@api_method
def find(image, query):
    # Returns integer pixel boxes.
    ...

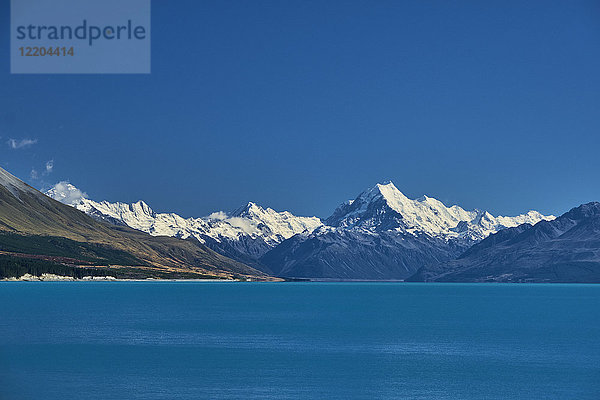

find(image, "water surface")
[0,282,598,399]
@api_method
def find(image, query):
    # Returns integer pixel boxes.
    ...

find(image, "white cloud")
[7,138,38,149]
[30,168,39,180]
[207,211,228,220]
[45,159,54,174]
[46,181,87,206]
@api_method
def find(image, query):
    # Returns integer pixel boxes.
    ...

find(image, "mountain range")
[46,180,556,280]
[3,164,596,283]
[408,202,600,283]
[46,182,322,272]
[0,167,268,280]
[261,182,553,279]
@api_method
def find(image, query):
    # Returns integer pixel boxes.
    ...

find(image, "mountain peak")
[373,181,400,192]
[326,181,413,229]
[131,200,154,216]
[45,181,87,206]
[231,201,265,217]
[563,202,600,220]
[376,181,396,189]
[360,181,409,204]
[326,181,554,239]
[410,201,600,283]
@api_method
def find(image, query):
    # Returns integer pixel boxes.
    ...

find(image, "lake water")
[0,282,598,399]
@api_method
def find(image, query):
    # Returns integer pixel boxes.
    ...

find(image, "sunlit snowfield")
[1,282,599,399]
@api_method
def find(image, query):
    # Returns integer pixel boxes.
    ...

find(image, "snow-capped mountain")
[261,182,554,279]
[408,202,600,283]
[45,182,323,262]
[326,182,552,244]
[46,180,554,279]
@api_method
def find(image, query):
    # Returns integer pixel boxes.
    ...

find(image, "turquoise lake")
[0,282,599,399]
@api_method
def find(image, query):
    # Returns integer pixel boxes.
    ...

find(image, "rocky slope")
[407,202,600,283]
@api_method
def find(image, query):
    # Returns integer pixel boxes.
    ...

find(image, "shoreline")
[2,274,599,284]
[0,273,239,282]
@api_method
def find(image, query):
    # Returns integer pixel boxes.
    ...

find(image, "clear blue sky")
[1,0,599,218]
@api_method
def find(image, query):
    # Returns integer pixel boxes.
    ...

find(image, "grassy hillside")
[0,232,146,265]
[0,254,225,280]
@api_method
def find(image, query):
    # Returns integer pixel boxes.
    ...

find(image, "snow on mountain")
[408,202,600,283]
[326,182,554,242]
[261,182,555,279]
[45,182,323,259]
[46,180,555,279]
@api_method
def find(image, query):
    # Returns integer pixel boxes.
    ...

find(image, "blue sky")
[1,0,599,218]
